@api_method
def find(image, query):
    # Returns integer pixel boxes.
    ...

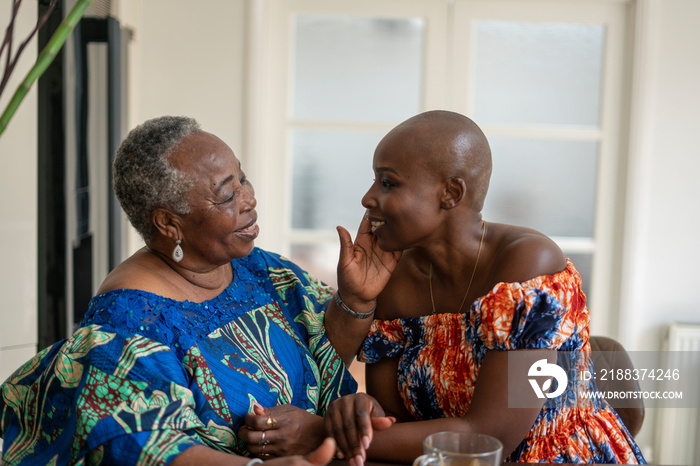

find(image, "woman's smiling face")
[361,127,445,252]
[169,130,259,266]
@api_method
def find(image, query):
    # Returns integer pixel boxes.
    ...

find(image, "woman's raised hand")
[327,214,401,366]
[336,214,401,305]
[324,393,396,464]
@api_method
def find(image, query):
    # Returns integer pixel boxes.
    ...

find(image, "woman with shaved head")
[325,111,645,464]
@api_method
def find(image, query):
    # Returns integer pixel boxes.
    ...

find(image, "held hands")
[238,402,326,457]
[324,393,396,465]
[336,214,401,307]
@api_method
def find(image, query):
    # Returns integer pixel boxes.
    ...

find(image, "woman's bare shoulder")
[97,248,174,296]
[489,223,566,284]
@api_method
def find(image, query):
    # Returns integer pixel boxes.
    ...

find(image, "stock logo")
[528,359,568,399]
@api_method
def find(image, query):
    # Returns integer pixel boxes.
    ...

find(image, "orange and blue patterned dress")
[0,248,355,465]
[359,259,645,463]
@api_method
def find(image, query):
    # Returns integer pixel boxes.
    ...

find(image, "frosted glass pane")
[291,130,383,230]
[293,15,424,121]
[482,138,598,237]
[473,21,605,126]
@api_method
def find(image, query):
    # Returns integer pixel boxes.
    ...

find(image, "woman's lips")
[365,211,386,234]
[369,220,385,233]
[235,222,259,239]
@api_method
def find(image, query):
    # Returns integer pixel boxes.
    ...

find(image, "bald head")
[381,110,492,211]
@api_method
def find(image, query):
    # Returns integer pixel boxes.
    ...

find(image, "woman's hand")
[336,214,401,305]
[265,437,337,466]
[324,393,396,464]
[328,214,402,365]
[170,438,336,466]
[238,403,326,457]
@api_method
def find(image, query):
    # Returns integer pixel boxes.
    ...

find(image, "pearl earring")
[172,240,183,262]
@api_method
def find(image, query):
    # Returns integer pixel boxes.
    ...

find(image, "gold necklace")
[429,221,486,315]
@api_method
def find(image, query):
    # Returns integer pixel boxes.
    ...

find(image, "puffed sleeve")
[358,319,409,363]
[471,259,590,352]
[0,325,206,465]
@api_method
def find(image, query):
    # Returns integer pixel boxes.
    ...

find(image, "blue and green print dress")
[0,248,355,465]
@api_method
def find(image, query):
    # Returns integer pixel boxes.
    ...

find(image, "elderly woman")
[324,110,646,465]
[0,116,398,465]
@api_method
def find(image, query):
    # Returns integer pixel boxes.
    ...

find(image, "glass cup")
[412,432,503,466]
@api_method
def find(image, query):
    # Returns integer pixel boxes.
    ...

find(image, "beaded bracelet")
[334,291,376,319]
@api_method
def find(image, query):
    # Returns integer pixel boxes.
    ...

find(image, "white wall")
[134,0,247,158]
[615,0,700,460]
[0,2,39,382]
[621,0,700,351]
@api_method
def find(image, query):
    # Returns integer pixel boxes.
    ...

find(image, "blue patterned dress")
[0,248,355,465]
[360,259,646,463]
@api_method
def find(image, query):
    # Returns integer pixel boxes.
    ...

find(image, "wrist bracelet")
[335,291,376,319]
[246,459,263,466]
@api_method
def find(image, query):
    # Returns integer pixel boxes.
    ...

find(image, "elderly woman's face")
[170,130,258,265]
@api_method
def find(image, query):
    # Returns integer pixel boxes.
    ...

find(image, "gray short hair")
[113,116,201,242]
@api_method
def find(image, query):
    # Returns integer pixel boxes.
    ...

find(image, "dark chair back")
[588,335,645,437]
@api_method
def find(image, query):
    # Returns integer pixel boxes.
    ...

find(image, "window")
[252,0,631,333]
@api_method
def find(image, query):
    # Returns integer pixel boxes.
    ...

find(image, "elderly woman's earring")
[172,240,184,262]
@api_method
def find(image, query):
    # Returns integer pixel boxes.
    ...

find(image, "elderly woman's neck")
[145,245,234,298]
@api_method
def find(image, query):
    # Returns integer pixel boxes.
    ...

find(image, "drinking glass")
[412,432,503,466]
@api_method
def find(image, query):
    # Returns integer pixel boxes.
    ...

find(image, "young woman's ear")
[440,177,467,209]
